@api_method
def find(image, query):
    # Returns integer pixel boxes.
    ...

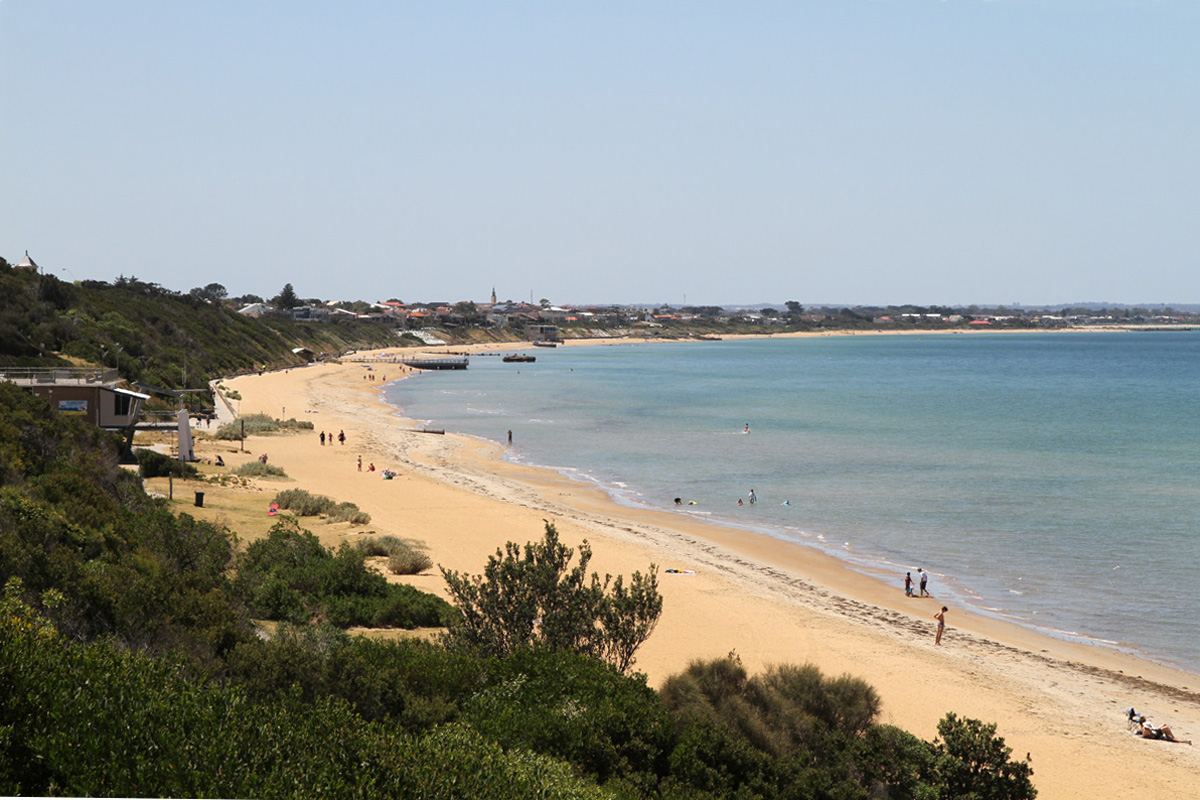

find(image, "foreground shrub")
[233,520,451,628]
[135,447,200,479]
[232,461,287,478]
[0,582,606,799]
[931,712,1036,800]
[442,522,662,673]
[461,648,673,788]
[660,655,880,758]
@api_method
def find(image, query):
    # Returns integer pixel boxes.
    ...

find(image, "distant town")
[224,280,1200,337]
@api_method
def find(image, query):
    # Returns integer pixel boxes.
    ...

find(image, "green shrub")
[358,535,432,573]
[135,447,200,479]
[388,548,433,575]
[273,489,369,524]
[274,487,334,515]
[214,413,313,440]
[442,522,662,673]
[461,648,673,787]
[930,712,1036,800]
[0,583,606,799]
[233,521,452,629]
[660,655,880,758]
[232,461,287,478]
[358,535,404,557]
[327,501,371,525]
[214,413,278,439]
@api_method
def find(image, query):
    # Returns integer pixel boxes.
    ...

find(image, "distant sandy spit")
[216,343,1200,799]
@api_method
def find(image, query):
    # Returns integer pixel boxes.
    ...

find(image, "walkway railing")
[0,366,118,385]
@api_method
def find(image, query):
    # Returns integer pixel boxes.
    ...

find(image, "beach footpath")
[197,349,1200,799]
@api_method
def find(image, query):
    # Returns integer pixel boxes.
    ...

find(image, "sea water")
[384,332,1200,672]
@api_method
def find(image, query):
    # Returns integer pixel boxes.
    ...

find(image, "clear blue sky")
[3,1,1198,307]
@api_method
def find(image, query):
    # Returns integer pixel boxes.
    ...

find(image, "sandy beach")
[197,341,1200,798]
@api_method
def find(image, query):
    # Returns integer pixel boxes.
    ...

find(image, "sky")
[2,1,1198,307]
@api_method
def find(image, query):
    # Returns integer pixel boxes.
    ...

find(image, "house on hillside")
[238,302,273,317]
[15,251,39,271]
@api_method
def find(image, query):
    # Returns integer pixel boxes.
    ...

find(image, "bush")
[442,522,662,673]
[233,521,452,629]
[274,489,370,524]
[232,461,287,478]
[214,413,278,440]
[213,413,312,441]
[135,447,200,479]
[660,655,881,758]
[274,488,335,515]
[388,549,433,575]
[358,535,404,557]
[931,712,1036,800]
[461,648,674,787]
[327,501,371,525]
[0,583,606,799]
[358,535,433,574]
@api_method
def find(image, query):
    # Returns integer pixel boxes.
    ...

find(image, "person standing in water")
[748,489,757,504]
[744,423,750,434]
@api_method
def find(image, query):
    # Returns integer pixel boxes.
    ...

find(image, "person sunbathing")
[1137,719,1192,744]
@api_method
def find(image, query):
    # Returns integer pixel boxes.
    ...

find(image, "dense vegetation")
[233,521,448,627]
[0,267,400,395]
[0,381,1036,797]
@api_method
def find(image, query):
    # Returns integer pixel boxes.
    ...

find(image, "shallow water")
[385,332,1200,672]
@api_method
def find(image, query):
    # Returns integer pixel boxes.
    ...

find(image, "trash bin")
[194,491,205,508]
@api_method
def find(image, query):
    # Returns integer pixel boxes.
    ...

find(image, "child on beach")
[905,573,913,596]
[934,606,947,645]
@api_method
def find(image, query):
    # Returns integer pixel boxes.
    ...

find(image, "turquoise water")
[385,333,1200,672]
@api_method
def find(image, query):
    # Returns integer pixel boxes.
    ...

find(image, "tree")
[441,522,661,672]
[189,283,228,303]
[274,283,300,310]
[930,712,1036,800]
[785,300,804,316]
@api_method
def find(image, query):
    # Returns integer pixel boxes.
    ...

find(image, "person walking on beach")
[357,455,362,472]
[338,430,346,446]
[918,568,929,597]
[934,606,947,645]
[320,431,326,446]
[905,572,914,597]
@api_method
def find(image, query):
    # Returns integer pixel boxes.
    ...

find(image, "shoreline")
[214,339,1200,798]
[390,331,1200,676]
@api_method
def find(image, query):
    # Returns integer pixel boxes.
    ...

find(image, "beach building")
[2,366,149,430]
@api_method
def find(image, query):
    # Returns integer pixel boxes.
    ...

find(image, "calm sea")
[384,332,1200,672]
